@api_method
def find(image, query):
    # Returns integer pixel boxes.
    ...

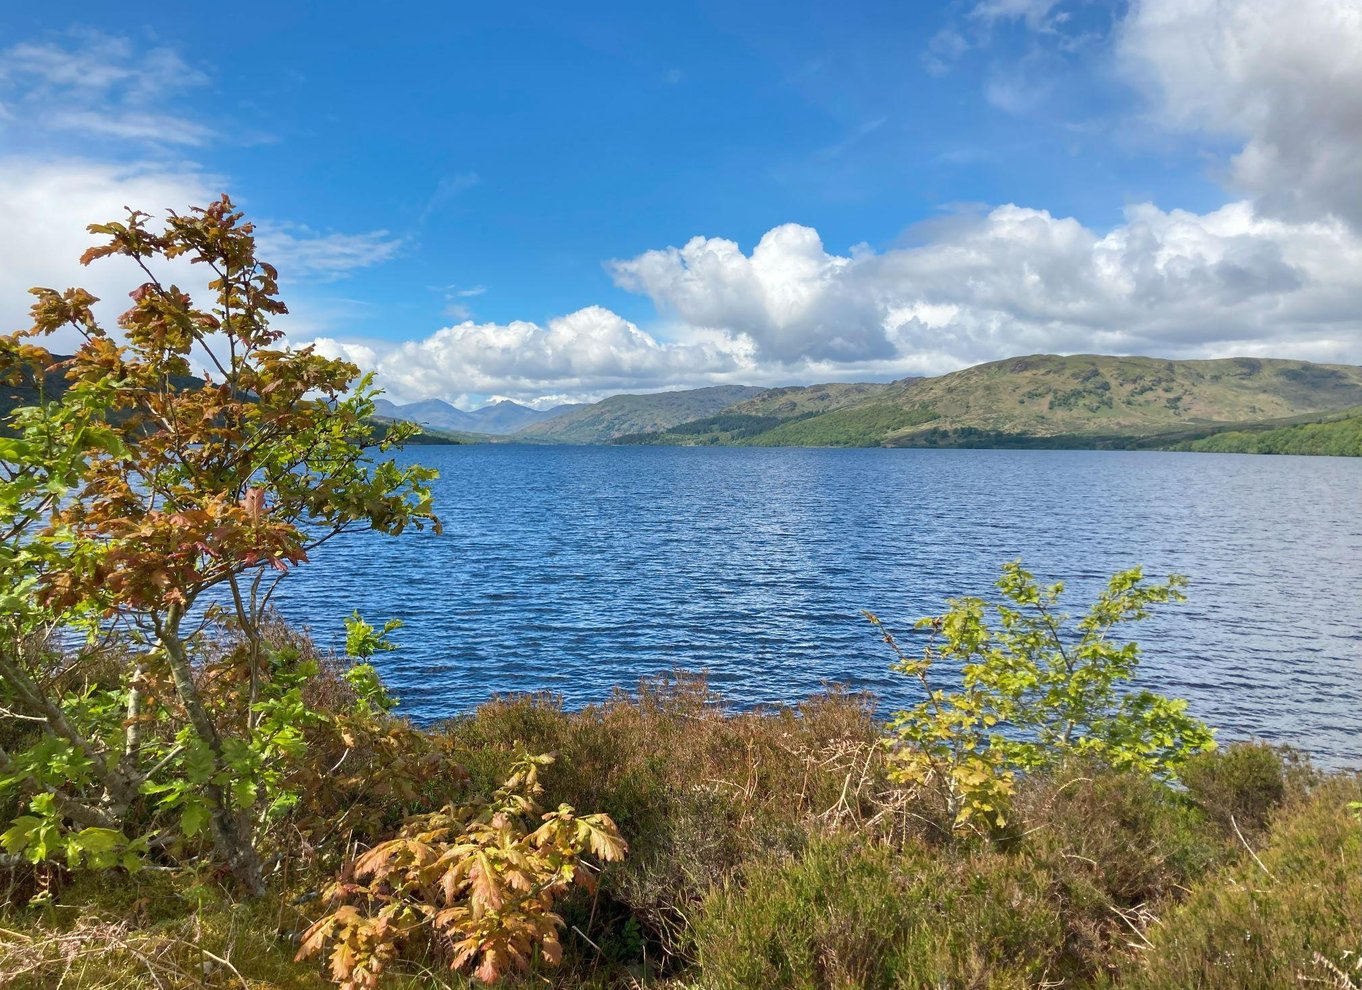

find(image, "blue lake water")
[268,446,1362,769]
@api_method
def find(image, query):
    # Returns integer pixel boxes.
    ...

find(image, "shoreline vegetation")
[4,662,1360,990]
[2,200,1358,989]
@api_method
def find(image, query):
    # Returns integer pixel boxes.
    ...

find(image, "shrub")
[871,561,1216,831]
[0,198,437,894]
[1106,775,1362,990]
[688,835,1066,990]
[1180,742,1286,834]
[1018,766,1223,903]
[441,676,888,963]
[296,750,626,989]
[1012,765,1227,967]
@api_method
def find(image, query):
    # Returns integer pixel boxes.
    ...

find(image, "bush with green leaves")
[870,561,1216,828]
[1103,774,1362,990]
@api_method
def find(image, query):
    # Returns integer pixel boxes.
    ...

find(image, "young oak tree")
[0,197,438,893]
[868,561,1216,830]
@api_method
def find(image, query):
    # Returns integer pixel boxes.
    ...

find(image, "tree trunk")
[157,610,265,896]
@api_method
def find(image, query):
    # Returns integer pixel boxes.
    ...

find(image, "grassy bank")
[3,675,1358,989]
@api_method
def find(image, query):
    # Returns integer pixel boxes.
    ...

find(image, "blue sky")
[1,1,1359,406]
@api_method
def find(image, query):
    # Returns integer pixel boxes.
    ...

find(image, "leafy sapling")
[343,611,402,715]
[872,560,1216,829]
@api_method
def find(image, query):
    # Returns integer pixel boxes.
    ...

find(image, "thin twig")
[1231,814,1276,880]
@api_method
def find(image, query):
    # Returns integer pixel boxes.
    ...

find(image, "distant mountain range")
[511,385,766,444]
[8,353,1360,454]
[371,396,585,435]
[536,354,1362,452]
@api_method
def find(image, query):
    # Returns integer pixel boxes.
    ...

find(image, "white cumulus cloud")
[310,198,1362,405]
[8,7,1362,406]
[609,224,892,365]
[304,306,745,405]
[256,225,405,282]
[601,204,1362,378]
[1120,0,1362,230]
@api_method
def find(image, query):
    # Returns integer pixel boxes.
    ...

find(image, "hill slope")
[1175,407,1362,456]
[723,380,907,418]
[514,385,767,443]
[879,355,1362,442]
[616,355,1362,449]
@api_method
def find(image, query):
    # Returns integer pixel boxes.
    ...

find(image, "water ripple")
[267,447,1362,769]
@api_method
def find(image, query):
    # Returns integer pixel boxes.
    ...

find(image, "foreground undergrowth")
[3,673,1359,989]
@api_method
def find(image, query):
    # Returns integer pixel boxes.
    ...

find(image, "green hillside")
[615,355,1362,450]
[513,384,766,443]
[1175,407,1362,456]
[20,353,1359,453]
[723,379,906,417]
[746,403,939,446]
[877,355,1362,440]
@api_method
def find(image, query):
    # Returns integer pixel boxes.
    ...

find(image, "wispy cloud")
[418,171,482,224]
[255,225,405,281]
[0,29,412,336]
[425,283,489,323]
[922,28,970,75]
[923,1,1111,101]
[815,117,889,160]
[0,30,213,147]
[969,0,1065,31]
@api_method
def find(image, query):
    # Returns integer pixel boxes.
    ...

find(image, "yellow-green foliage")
[875,561,1215,831]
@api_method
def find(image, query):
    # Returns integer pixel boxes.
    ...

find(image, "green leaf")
[181,799,210,838]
